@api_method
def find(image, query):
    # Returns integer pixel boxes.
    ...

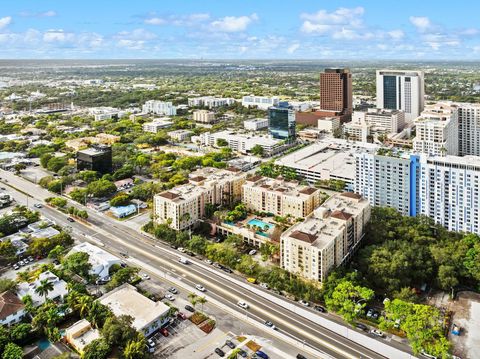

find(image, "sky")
[1,0,480,60]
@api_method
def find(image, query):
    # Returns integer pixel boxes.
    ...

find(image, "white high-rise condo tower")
[376,70,424,123]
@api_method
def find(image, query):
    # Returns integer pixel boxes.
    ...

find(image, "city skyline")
[1,0,480,59]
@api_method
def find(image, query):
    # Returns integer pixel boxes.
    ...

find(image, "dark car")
[186,251,196,257]
[67,217,75,222]
[313,305,326,313]
[355,323,368,331]
[185,305,195,312]
[222,267,233,274]
[296,355,308,359]
[177,312,187,320]
[255,351,269,359]
[159,328,169,337]
[225,340,235,349]
[238,349,247,358]
[52,259,60,265]
[214,348,225,357]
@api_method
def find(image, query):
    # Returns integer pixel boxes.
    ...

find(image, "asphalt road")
[0,169,405,359]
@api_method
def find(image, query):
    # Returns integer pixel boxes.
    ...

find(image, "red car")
[160,328,169,337]
[177,312,187,320]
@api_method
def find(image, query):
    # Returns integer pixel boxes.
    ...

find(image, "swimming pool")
[247,218,274,231]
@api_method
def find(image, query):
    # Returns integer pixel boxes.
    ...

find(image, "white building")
[88,107,127,121]
[142,119,174,133]
[275,139,379,186]
[318,117,341,134]
[0,291,26,326]
[193,110,216,124]
[99,284,171,337]
[281,193,370,282]
[458,102,480,156]
[243,118,269,131]
[343,121,371,142]
[192,130,282,156]
[413,102,459,156]
[68,242,122,280]
[17,271,68,307]
[418,154,480,235]
[242,95,280,110]
[188,96,235,108]
[142,101,177,116]
[287,101,317,112]
[168,130,193,142]
[355,150,414,216]
[352,108,405,134]
[376,70,425,122]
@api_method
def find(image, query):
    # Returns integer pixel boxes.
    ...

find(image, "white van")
[179,257,189,264]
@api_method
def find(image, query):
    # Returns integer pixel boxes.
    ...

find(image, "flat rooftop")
[244,176,319,198]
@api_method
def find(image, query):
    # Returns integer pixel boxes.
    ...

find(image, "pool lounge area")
[218,216,277,247]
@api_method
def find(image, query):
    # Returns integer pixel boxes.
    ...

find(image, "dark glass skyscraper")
[268,104,296,140]
[383,75,397,109]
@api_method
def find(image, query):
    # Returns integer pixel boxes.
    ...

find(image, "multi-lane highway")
[0,169,415,359]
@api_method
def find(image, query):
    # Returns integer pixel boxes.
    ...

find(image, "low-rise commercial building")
[281,193,370,282]
[154,167,247,230]
[243,118,269,131]
[168,129,193,142]
[193,110,216,124]
[318,117,341,133]
[188,96,235,108]
[352,108,405,134]
[343,121,371,142]
[242,95,279,110]
[99,283,170,337]
[242,176,322,218]
[77,145,112,174]
[142,119,174,133]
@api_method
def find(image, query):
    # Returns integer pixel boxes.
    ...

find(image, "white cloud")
[116,28,157,41]
[287,43,300,54]
[144,17,165,25]
[0,16,12,30]
[210,13,258,32]
[409,16,431,31]
[300,7,364,34]
[388,30,404,40]
[43,29,74,43]
[40,11,57,17]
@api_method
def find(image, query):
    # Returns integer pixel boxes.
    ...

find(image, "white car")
[260,283,269,289]
[179,257,189,264]
[204,259,213,265]
[195,284,206,292]
[298,300,310,307]
[237,301,249,309]
[142,274,150,280]
[147,339,155,348]
[370,329,385,338]
[248,249,257,255]
[178,247,186,253]
[164,293,175,301]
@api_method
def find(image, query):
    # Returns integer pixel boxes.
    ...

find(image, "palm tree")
[16,271,31,283]
[76,295,93,318]
[197,296,207,312]
[35,279,54,302]
[87,301,109,328]
[188,293,198,309]
[123,336,146,359]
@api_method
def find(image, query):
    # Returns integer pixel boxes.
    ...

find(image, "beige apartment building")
[154,167,247,230]
[193,110,216,124]
[280,192,370,282]
[242,176,322,218]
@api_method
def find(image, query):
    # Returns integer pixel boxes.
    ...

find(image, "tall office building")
[76,145,112,174]
[268,103,296,140]
[319,69,352,115]
[376,70,424,122]
[458,103,480,156]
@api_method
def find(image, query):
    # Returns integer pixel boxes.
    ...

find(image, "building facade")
[0,291,26,326]
[413,102,459,156]
[242,95,279,110]
[168,130,193,142]
[244,118,269,131]
[142,101,177,116]
[77,145,112,174]
[280,193,370,282]
[242,176,322,218]
[320,68,353,116]
[193,110,216,124]
[352,109,405,134]
[268,104,296,140]
[154,168,247,230]
[188,96,235,108]
[376,70,424,122]
[458,103,480,156]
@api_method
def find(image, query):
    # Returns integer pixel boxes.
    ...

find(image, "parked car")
[298,300,310,307]
[177,312,187,320]
[195,284,206,292]
[248,249,257,255]
[370,329,385,338]
[177,247,186,253]
[366,309,374,318]
[238,349,247,358]
[237,301,249,309]
[214,348,225,357]
[255,350,269,359]
[164,293,175,301]
[222,267,232,273]
[160,328,169,337]
[67,217,75,222]
[213,262,223,269]
[147,339,155,348]
[264,321,276,330]
[168,287,178,294]
[296,355,308,359]
[12,264,19,270]
[185,305,195,312]
[313,305,326,313]
[355,323,368,331]
[225,340,235,349]
[27,256,34,262]
[205,259,213,265]
[372,311,380,320]
[260,282,269,289]
[18,260,25,266]
[52,259,60,265]
[142,274,150,280]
